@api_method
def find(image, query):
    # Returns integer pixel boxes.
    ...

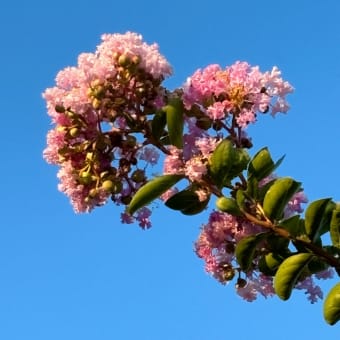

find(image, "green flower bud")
[216,196,242,216]
[131,169,146,183]
[69,127,79,138]
[118,54,130,67]
[55,104,65,113]
[102,180,114,192]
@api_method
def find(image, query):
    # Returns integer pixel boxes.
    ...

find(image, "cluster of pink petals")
[195,211,263,284]
[284,191,308,218]
[43,32,172,215]
[98,32,172,79]
[163,134,220,182]
[183,61,293,128]
[194,188,326,303]
[237,274,275,302]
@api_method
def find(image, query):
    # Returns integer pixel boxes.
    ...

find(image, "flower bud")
[131,55,141,65]
[121,195,132,205]
[92,98,101,109]
[69,127,79,138]
[125,135,137,147]
[131,169,146,183]
[102,180,114,192]
[196,117,212,130]
[236,278,247,289]
[89,188,98,198]
[118,54,130,67]
[55,104,65,113]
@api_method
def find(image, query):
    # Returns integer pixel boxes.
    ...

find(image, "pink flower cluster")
[183,62,293,128]
[194,189,319,303]
[43,32,171,221]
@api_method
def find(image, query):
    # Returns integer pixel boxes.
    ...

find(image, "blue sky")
[1,0,340,339]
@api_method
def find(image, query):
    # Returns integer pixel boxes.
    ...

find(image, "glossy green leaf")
[229,148,250,178]
[330,208,340,248]
[127,174,184,214]
[263,177,301,222]
[274,253,314,301]
[248,147,274,180]
[164,97,184,148]
[208,139,235,188]
[235,233,268,271]
[305,198,332,242]
[248,147,285,181]
[279,215,305,238]
[259,252,285,276]
[319,201,336,235]
[266,233,290,254]
[246,176,259,200]
[215,196,242,216]
[151,110,166,140]
[236,189,247,211]
[165,189,210,216]
[308,257,328,274]
[324,282,340,325]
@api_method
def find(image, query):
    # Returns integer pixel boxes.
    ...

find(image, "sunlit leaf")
[235,233,268,271]
[324,283,340,325]
[127,174,184,214]
[305,198,332,242]
[274,253,314,300]
[330,208,340,248]
[208,139,235,188]
[263,177,301,222]
[164,97,184,148]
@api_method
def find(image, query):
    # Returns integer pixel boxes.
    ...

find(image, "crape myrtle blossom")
[183,61,293,129]
[194,187,313,302]
[43,32,172,225]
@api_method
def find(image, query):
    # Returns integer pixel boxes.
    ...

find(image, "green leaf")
[324,283,340,325]
[208,139,235,188]
[248,147,285,181]
[246,176,259,200]
[229,148,250,178]
[266,233,290,254]
[127,174,184,214]
[279,215,305,238]
[330,208,340,248]
[164,97,184,148]
[151,110,166,140]
[263,177,301,222]
[235,233,268,271]
[319,201,336,235]
[236,189,247,211]
[273,253,314,301]
[165,188,210,216]
[248,147,274,180]
[259,252,285,276]
[305,198,332,242]
[215,196,242,216]
[308,257,328,275]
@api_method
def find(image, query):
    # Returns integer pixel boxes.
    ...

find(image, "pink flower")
[163,146,185,175]
[43,32,172,219]
[296,276,323,303]
[284,191,308,218]
[182,61,293,129]
[136,207,152,229]
[138,147,160,166]
[184,157,207,182]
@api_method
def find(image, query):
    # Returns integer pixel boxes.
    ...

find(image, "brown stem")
[243,211,340,276]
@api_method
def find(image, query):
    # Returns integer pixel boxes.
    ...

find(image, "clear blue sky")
[1,0,340,339]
